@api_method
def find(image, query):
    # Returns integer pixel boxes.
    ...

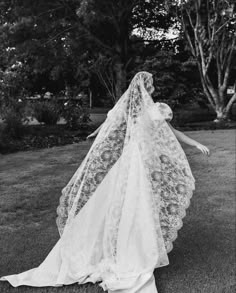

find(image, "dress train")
[0,141,169,292]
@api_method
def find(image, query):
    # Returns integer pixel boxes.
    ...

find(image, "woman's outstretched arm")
[86,122,104,140]
[167,122,210,156]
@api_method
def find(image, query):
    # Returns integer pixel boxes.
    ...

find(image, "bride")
[0,71,210,292]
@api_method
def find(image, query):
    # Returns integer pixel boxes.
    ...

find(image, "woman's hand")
[86,122,104,140]
[196,143,210,156]
[86,133,96,140]
[168,124,210,156]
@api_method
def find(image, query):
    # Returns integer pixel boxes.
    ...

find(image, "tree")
[178,0,236,121]
[0,0,177,105]
[0,0,93,96]
[132,43,204,108]
[75,0,176,102]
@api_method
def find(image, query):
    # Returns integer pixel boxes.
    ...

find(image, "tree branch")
[57,0,117,55]
[43,25,77,45]
[36,6,64,18]
[214,18,234,35]
[197,63,215,108]
[186,8,195,31]
[222,35,236,91]
[205,74,219,104]
[226,92,236,114]
[216,45,222,89]
[180,9,196,56]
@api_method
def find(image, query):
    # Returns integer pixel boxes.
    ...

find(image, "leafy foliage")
[61,96,91,130]
[132,48,205,110]
[1,110,25,139]
[1,0,231,122]
[0,88,29,139]
[0,0,179,103]
[32,100,61,125]
[0,0,90,96]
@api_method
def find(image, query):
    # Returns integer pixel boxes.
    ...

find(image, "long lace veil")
[56,71,195,253]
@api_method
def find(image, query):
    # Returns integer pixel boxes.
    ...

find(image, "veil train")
[0,72,195,292]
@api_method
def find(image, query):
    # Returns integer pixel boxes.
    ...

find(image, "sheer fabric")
[0,71,195,292]
[57,72,195,254]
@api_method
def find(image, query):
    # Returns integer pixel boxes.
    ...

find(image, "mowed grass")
[0,129,235,293]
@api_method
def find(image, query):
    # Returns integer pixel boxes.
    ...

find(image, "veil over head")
[56,71,195,254]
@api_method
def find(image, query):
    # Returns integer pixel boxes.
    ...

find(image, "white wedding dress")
[0,72,195,292]
[1,140,164,292]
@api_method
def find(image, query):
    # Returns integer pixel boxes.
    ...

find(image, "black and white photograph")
[0,1,235,293]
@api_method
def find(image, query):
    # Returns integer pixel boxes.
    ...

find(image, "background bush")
[32,100,61,125]
[0,99,29,139]
[61,99,91,130]
[2,110,26,139]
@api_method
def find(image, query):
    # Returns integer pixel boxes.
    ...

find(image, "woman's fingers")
[196,144,210,156]
[205,146,210,156]
[86,133,96,140]
[203,145,210,156]
[201,146,207,155]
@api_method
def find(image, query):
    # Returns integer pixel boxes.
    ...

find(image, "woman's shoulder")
[158,102,173,121]
[156,101,171,110]
[147,102,173,121]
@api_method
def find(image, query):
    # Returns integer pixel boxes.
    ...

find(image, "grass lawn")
[0,129,235,293]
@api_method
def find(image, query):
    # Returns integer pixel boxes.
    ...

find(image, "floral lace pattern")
[56,117,127,236]
[138,107,195,252]
[56,71,195,258]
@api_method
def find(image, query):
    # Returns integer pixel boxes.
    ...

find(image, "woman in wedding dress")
[0,71,210,292]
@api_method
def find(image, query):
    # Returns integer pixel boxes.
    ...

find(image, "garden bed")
[0,124,95,154]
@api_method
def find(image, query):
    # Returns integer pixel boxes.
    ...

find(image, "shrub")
[32,101,61,125]
[62,100,91,130]
[0,99,29,139]
[174,108,216,126]
[2,110,26,139]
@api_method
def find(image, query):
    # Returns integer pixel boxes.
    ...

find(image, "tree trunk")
[89,89,92,108]
[203,86,234,122]
[214,105,230,122]
[114,61,127,102]
[180,1,235,123]
[201,78,234,122]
